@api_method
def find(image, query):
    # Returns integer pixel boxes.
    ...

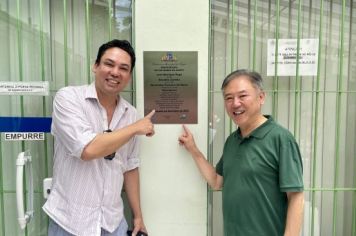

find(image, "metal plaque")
[144,51,198,124]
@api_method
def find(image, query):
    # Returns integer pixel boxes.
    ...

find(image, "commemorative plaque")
[144,51,198,124]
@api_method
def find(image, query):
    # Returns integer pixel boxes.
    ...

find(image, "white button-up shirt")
[43,83,140,235]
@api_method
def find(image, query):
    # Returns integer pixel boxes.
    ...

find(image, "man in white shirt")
[43,39,154,236]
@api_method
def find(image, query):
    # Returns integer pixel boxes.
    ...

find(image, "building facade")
[0,0,355,235]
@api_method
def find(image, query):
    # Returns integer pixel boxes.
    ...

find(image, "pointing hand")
[133,110,155,137]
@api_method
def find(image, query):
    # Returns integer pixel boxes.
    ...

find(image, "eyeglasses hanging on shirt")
[103,129,115,160]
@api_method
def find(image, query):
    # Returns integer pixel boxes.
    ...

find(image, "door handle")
[43,178,52,199]
[16,151,34,229]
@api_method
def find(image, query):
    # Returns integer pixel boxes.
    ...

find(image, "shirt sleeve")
[120,109,140,171]
[279,136,304,192]
[124,134,140,171]
[51,88,97,158]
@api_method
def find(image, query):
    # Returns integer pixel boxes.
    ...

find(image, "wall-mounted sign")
[267,39,319,76]
[0,117,52,141]
[4,132,45,141]
[0,117,52,132]
[144,51,198,124]
[0,81,49,95]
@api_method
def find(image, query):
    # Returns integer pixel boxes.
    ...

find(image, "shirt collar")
[85,82,98,100]
[84,82,128,111]
[235,115,274,139]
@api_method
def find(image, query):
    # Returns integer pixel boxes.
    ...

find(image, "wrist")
[133,215,143,221]
[191,147,202,158]
[127,123,140,136]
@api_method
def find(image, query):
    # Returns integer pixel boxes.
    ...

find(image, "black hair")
[95,39,136,72]
[221,69,263,91]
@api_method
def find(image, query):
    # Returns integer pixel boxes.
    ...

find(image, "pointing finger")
[182,124,191,135]
[145,110,156,119]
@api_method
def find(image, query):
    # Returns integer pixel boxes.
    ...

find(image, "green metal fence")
[209,0,356,235]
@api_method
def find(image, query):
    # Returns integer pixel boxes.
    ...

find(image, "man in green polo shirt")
[178,69,304,236]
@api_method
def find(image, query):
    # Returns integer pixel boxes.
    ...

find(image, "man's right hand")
[133,110,155,137]
[178,124,198,154]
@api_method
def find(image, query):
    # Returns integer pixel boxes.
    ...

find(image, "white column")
[134,1,210,235]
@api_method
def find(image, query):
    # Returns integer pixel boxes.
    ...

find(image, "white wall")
[134,1,210,235]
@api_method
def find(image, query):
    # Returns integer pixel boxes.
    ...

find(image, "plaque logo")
[161,52,177,61]
[180,114,187,120]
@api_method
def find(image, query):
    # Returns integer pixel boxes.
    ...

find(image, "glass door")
[0,0,133,235]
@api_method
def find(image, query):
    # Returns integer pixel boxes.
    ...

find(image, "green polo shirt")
[216,116,303,236]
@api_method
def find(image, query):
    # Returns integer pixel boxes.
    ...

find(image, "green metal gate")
[209,0,356,235]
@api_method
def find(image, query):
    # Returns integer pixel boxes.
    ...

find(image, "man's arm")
[124,168,147,235]
[81,110,155,161]
[284,191,304,236]
[179,125,223,190]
